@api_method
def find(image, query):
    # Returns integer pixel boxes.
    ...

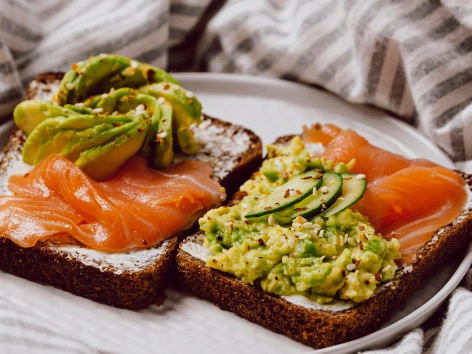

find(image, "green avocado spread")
[200,137,401,304]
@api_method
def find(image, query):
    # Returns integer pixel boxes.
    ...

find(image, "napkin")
[0,0,471,353]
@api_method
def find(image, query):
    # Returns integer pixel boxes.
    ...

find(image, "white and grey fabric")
[1,0,472,353]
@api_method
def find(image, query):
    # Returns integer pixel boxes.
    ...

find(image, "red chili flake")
[24,173,30,178]
[374,273,382,282]
[294,207,308,212]
[359,242,364,251]
[258,238,265,246]
[341,269,347,277]
[212,259,218,263]
[112,122,122,127]
[284,190,290,198]
[359,225,365,231]
[142,240,148,245]
[360,233,367,242]
[296,190,302,195]
[147,69,155,82]
[264,206,273,211]
[275,276,279,280]
[164,84,170,90]
[352,259,361,265]
[364,280,370,285]
[315,122,321,129]
[72,62,79,70]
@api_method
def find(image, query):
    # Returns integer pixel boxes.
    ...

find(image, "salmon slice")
[3,154,225,251]
[303,124,468,264]
[302,123,342,146]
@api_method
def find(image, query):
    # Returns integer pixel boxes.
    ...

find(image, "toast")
[0,72,262,309]
[176,134,472,349]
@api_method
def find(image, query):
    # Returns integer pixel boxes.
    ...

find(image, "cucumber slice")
[291,172,343,220]
[245,170,323,218]
[321,174,367,217]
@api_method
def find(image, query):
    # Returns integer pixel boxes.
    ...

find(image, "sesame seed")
[101,93,108,99]
[355,174,366,179]
[157,97,165,105]
[338,197,345,200]
[289,189,295,197]
[329,180,335,185]
[99,53,107,58]
[186,90,194,98]
[293,231,304,237]
[268,215,275,226]
[92,108,103,113]
[321,186,329,194]
[75,103,84,108]
[312,187,317,196]
[348,237,356,246]
[303,222,315,229]
[42,190,50,198]
[66,83,74,90]
[319,229,325,238]
[346,264,356,271]
[382,265,391,273]
[157,131,167,138]
[292,222,302,228]
[130,60,138,68]
[135,104,145,113]
[310,229,318,237]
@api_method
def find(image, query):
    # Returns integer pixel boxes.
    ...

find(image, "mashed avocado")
[200,137,402,304]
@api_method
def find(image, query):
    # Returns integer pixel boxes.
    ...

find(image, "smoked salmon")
[303,124,468,264]
[1,154,225,251]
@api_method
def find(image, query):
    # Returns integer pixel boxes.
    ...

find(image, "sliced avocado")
[40,120,140,163]
[57,54,180,105]
[22,113,136,164]
[14,100,68,135]
[151,101,173,168]
[75,120,149,181]
[138,83,202,155]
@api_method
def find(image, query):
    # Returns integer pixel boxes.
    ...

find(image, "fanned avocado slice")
[14,100,71,135]
[57,54,180,105]
[138,83,202,155]
[22,113,135,165]
[75,119,149,181]
[85,87,174,168]
[150,100,173,168]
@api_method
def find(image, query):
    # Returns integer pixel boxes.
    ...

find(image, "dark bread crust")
[0,236,178,309]
[176,141,472,348]
[0,72,263,309]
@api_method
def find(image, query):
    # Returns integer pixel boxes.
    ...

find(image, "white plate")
[1,73,471,354]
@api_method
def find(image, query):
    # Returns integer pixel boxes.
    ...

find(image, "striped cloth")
[0,0,472,353]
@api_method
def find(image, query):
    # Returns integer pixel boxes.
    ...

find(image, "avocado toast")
[0,58,262,309]
[177,127,472,348]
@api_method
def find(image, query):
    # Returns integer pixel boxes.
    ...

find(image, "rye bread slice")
[0,72,262,310]
[176,137,472,348]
